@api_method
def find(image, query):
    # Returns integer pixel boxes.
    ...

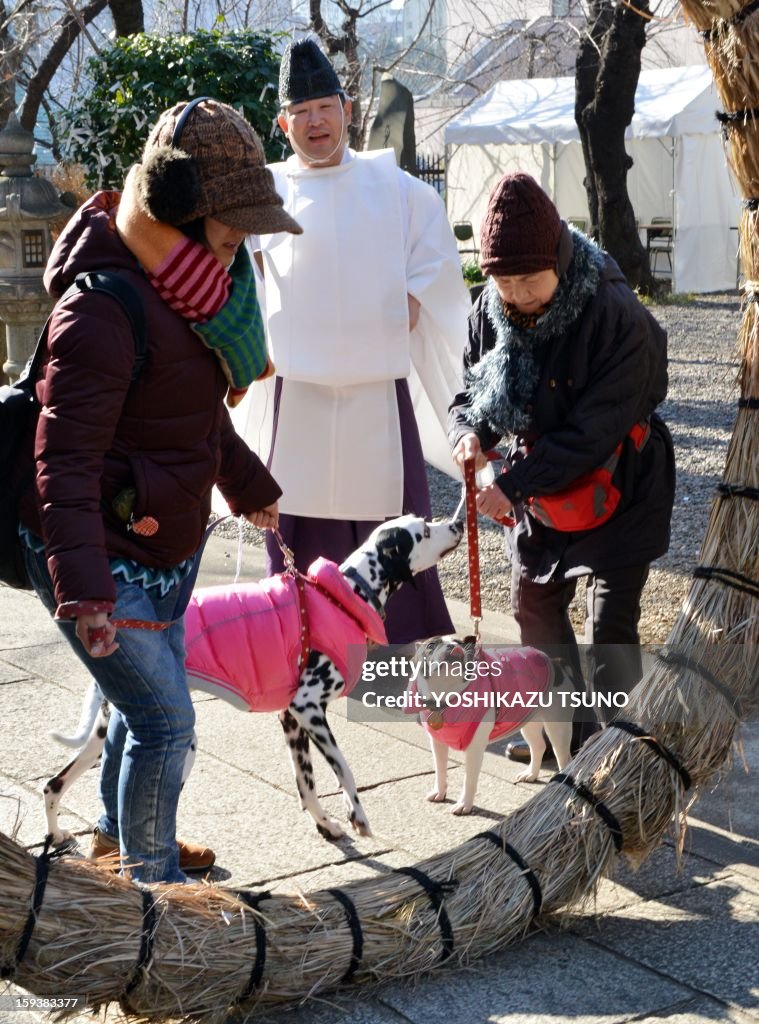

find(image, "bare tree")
[1,0,34,123]
[19,0,111,133]
[308,0,369,147]
[575,0,655,292]
[1,0,143,144]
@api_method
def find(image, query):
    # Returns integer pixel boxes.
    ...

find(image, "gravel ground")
[223,291,744,644]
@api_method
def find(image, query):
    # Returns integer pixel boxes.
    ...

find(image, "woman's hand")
[76,613,119,658]
[452,433,487,474]
[475,482,513,523]
[245,502,279,530]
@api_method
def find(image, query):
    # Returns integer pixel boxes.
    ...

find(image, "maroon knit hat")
[480,173,562,276]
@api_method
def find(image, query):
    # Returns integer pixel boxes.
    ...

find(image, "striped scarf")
[191,247,270,406]
[145,232,271,405]
[149,235,231,319]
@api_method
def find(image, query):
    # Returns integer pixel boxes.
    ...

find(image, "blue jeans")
[24,544,195,883]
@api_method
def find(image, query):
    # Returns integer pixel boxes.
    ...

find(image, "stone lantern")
[0,113,72,381]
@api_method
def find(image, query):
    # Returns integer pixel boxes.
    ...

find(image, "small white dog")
[411,636,574,814]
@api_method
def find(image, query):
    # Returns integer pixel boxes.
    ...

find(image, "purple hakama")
[265,378,454,644]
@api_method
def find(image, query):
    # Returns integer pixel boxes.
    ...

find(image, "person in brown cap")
[449,173,675,763]
[13,99,298,884]
[135,97,302,240]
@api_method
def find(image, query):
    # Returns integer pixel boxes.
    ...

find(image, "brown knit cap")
[137,99,302,235]
[480,172,561,276]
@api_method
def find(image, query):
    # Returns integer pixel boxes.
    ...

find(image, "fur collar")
[466,228,606,437]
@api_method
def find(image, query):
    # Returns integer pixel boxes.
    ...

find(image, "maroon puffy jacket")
[16,191,281,612]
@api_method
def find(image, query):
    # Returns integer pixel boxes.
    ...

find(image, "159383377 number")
[0,996,89,1011]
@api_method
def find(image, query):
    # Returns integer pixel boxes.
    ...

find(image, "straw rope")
[1,2,758,1017]
[681,0,750,32]
[703,8,759,110]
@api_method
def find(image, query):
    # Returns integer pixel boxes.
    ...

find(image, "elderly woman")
[449,173,675,761]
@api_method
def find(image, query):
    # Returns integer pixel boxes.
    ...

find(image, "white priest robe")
[237,148,470,520]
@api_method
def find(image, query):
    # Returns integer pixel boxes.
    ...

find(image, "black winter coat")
[448,234,675,582]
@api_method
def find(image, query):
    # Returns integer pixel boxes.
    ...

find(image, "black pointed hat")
[279,38,345,108]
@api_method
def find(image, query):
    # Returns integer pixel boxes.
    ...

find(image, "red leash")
[109,540,315,670]
[105,530,309,672]
[101,515,240,636]
[109,618,171,631]
[463,457,482,638]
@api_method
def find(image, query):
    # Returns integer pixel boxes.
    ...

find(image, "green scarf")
[191,246,269,396]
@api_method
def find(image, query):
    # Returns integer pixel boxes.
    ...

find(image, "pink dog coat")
[184,558,387,711]
[416,646,553,752]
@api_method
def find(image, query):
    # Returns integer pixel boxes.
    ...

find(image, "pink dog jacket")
[417,646,553,752]
[184,558,387,712]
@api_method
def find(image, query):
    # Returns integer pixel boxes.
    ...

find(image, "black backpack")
[0,271,147,589]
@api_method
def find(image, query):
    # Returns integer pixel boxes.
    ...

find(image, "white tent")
[444,66,741,293]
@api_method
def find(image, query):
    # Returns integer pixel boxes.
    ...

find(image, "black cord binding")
[475,830,542,916]
[326,888,364,982]
[611,721,692,791]
[693,565,759,602]
[123,889,158,999]
[701,0,759,37]
[234,890,272,1002]
[657,650,745,720]
[395,866,456,962]
[739,397,759,409]
[0,838,60,980]
[716,482,759,501]
[551,772,624,851]
[716,108,759,125]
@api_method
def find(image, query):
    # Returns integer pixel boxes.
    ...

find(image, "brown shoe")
[88,827,215,872]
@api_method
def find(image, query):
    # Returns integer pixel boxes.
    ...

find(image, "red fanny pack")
[490,419,650,532]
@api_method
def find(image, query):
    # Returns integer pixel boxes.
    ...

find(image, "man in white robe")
[240,38,470,643]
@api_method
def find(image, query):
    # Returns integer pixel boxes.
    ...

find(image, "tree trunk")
[0,2,20,129]
[18,0,143,137]
[575,0,656,294]
[108,0,144,35]
[19,0,110,133]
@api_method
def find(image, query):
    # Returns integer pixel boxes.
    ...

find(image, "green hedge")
[64,29,283,189]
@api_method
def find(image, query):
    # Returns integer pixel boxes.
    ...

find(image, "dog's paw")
[48,828,73,846]
[342,793,372,837]
[514,768,539,784]
[451,801,474,815]
[350,817,372,838]
[426,788,447,803]
[315,816,346,840]
[348,807,372,837]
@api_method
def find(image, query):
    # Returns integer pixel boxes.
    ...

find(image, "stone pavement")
[0,534,757,1024]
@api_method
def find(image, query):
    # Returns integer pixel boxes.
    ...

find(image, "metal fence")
[416,153,445,196]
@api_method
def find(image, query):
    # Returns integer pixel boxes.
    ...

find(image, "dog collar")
[343,566,386,620]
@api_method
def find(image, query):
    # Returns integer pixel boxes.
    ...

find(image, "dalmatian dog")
[411,636,575,815]
[44,514,462,845]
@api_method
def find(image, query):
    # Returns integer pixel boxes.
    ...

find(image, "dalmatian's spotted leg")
[278,706,336,831]
[285,650,372,838]
[44,697,111,845]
